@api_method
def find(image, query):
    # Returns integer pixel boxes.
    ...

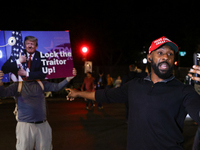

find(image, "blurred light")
[143,58,147,64]
[179,51,186,56]
[82,47,88,53]
[0,50,2,58]
[174,61,178,66]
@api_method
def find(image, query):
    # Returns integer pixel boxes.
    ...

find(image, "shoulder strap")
[18,80,44,93]
[36,80,44,91]
[36,80,49,115]
[16,81,23,105]
[17,81,23,93]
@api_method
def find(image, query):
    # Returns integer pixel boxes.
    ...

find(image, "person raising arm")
[0,68,77,150]
[66,88,95,101]
[67,36,200,150]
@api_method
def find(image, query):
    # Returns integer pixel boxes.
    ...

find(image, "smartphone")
[193,52,200,84]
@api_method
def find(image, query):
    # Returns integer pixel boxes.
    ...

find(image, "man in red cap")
[66,36,200,150]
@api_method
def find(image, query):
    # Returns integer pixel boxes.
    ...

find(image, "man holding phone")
[188,65,200,150]
[67,36,200,150]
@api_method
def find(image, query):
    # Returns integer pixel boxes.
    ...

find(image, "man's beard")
[151,59,174,79]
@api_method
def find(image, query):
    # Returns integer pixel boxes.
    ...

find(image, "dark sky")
[2,1,200,67]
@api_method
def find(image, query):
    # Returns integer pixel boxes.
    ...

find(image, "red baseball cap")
[149,36,179,54]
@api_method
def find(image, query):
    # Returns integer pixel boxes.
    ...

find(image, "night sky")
[2,1,200,67]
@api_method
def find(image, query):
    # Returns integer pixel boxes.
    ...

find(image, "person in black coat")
[121,64,147,121]
[94,71,107,109]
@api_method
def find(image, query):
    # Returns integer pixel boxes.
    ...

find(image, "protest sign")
[0,31,74,82]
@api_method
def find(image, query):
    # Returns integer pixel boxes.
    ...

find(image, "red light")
[174,61,178,66]
[82,47,88,53]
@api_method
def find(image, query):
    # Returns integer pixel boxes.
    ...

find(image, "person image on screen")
[2,36,47,81]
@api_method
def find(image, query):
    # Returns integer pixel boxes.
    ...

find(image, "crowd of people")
[1,36,200,149]
[81,70,121,110]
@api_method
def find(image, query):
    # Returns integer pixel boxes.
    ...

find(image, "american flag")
[10,31,27,70]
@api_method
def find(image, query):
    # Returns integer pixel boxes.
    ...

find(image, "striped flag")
[10,31,27,70]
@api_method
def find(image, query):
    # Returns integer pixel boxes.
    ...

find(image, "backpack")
[13,80,44,121]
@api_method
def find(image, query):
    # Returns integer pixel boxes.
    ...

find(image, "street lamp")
[82,47,88,53]
[80,46,92,73]
[81,46,88,61]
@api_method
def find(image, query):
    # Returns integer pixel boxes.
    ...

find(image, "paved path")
[0,98,198,150]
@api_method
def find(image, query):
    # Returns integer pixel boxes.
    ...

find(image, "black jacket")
[95,75,200,149]
[2,50,46,80]
[94,75,107,90]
